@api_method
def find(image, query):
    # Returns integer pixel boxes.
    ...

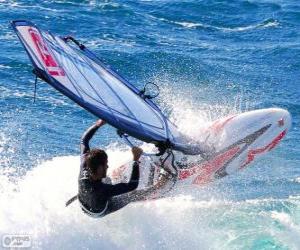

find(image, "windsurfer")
[75,119,171,218]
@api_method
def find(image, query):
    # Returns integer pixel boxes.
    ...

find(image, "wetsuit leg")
[104,189,152,215]
[105,193,133,215]
[104,172,177,216]
[104,186,163,216]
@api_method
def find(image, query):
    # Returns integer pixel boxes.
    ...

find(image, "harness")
[66,194,109,218]
[79,199,108,218]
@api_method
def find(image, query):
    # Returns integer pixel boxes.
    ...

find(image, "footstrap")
[65,194,78,207]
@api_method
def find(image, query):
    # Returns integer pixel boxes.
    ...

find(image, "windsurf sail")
[11,20,206,155]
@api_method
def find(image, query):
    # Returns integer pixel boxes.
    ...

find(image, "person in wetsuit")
[78,119,143,217]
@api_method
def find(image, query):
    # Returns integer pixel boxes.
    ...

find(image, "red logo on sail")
[28,28,65,77]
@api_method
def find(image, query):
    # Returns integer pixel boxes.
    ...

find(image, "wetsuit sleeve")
[80,123,100,155]
[108,161,140,196]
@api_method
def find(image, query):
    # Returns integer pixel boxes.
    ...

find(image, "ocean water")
[0,0,300,249]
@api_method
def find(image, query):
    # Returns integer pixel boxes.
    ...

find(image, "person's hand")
[95,119,106,127]
[132,147,143,161]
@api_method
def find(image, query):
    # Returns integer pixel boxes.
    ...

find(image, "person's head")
[86,148,108,180]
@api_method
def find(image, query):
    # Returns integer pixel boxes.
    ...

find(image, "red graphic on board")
[209,115,236,134]
[240,129,287,169]
[111,165,127,179]
[28,28,65,77]
[178,126,287,185]
[179,146,241,185]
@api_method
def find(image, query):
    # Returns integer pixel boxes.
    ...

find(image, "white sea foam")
[0,65,11,69]
[292,177,300,183]
[174,21,206,29]
[0,138,298,249]
[0,1,63,12]
[0,32,15,41]
[169,19,279,33]
[270,211,300,249]
[158,82,244,139]
[0,153,216,249]
[0,133,16,168]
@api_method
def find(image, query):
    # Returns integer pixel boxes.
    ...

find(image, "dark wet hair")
[85,149,108,175]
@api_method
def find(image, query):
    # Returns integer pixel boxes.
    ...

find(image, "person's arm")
[80,119,106,155]
[108,147,142,196]
[126,170,174,202]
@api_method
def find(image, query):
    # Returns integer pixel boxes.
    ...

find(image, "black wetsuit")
[78,123,139,216]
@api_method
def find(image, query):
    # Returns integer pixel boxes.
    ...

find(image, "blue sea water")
[0,0,299,249]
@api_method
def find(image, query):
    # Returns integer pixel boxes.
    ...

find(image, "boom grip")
[118,132,159,157]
